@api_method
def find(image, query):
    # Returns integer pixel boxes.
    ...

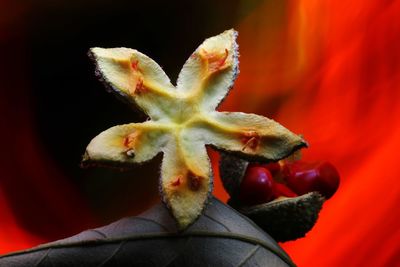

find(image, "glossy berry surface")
[238,165,274,205]
[283,161,340,199]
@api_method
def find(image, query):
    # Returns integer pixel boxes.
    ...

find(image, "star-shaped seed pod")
[82,29,307,230]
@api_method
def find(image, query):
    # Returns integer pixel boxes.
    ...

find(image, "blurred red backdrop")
[0,0,399,266]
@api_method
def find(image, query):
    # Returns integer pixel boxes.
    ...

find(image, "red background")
[0,1,399,266]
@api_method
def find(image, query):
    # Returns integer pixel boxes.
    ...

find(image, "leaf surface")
[0,198,296,267]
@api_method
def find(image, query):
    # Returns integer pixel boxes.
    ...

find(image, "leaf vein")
[133,216,170,231]
[204,213,231,232]
[34,248,51,267]
[98,241,125,267]
[237,245,260,267]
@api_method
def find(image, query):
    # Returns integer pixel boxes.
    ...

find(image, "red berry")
[283,161,340,199]
[265,162,281,176]
[272,183,298,198]
[238,165,274,205]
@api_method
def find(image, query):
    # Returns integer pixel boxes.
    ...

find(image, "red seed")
[283,161,340,199]
[272,183,298,198]
[238,165,274,206]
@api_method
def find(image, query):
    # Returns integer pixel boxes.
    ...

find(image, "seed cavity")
[171,176,182,187]
[124,131,140,148]
[241,131,260,151]
[134,77,148,94]
[128,59,147,96]
[188,172,203,191]
[131,59,139,70]
[199,48,229,74]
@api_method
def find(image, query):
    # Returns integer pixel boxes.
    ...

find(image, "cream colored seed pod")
[82,29,307,230]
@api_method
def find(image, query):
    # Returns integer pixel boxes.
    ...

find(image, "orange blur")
[214,0,400,266]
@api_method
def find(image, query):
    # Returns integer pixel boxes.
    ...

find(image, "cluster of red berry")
[238,161,340,206]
